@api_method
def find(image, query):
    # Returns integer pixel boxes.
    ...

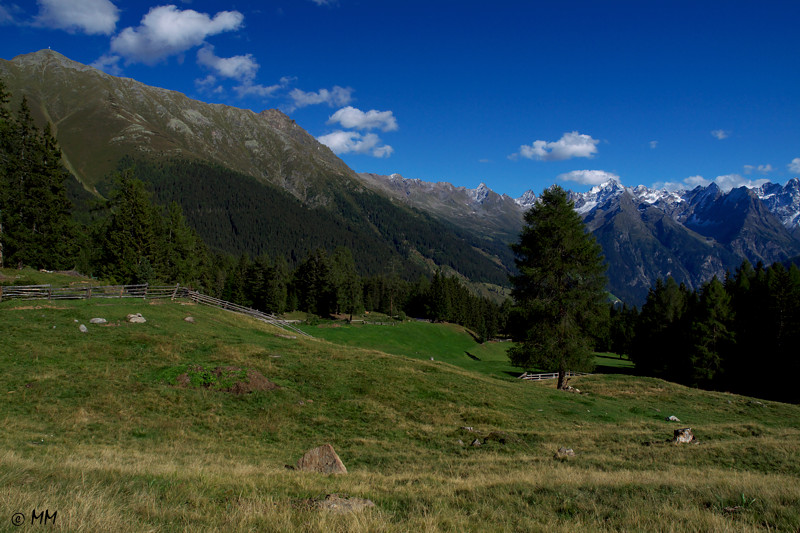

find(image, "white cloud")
[234,76,293,98]
[34,0,119,35]
[327,106,397,132]
[649,140,658,149]
[310,0,339,5]
[0,4,21,24]
[197,45,258,82]
[788,158,800,173]
[111,5,244,64]
[90,53,122,75]
[289,86,353,109]
[317,130,393,158]
[714,174,769,191]
[558,170,620,186]
[652,181,684,192]
[711,129,730,140]
[743,164,774,175]
[194,74,224,94]
[512,131,599,161]
[657,174,770,192]
[684,175,710,188]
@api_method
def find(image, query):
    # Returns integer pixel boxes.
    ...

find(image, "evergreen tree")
[608,303,638,357]
[507,185,607,389]
[0,79,13,268]
[329,247,362,319]
[631,277,692,380]
[689,277,734,387]
[163,201,204,284]
[293,249,336,316]
[99,170,160,283]
[0,95,75,269]
[265,255,289,314]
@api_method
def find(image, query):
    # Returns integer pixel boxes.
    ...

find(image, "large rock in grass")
[311,494,375,513]
[296,444,347,474]
[126,313,146,323]
[672,428,695,443]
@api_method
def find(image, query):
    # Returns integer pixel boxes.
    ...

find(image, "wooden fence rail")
[518,371,590,381]
[0,283,310,338]
[185,290,311,338]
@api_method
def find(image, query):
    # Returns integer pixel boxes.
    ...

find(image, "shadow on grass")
[593,354,639,375]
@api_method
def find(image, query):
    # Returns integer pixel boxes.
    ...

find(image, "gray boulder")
[126,313,146,323]
[296,444,347,474]
[554,447,576,459]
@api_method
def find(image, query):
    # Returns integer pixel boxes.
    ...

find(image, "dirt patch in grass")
[175,365,279,394]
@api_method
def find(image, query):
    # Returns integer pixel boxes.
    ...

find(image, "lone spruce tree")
[508,185,607,389]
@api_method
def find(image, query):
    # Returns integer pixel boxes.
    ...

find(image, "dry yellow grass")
[1,298,799,531]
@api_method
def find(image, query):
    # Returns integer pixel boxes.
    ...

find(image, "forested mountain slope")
[0,50,512,284]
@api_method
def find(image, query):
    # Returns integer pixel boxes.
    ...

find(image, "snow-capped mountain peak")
[469,182,491,204]
[515,190,537,209]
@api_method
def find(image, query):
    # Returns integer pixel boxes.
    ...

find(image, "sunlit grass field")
[2,296,799,531]
[298,319,520,378]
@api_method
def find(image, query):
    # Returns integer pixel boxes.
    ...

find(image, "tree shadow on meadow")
[593,353,639,375]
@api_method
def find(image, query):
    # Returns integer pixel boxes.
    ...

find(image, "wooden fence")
[518,371,590,381]
[183,290,311,338]
[0,283,311,338]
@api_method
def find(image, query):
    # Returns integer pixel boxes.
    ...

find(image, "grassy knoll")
[2,297,799,531]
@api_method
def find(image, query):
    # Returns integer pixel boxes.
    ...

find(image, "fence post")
[171,283,179,300]
[0,285,3,303]
[87,286,92,300]
[47,284,52,301]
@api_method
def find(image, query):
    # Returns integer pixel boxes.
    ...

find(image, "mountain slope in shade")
[364,173,800,303]
[356,172,524,242]
[580,187,741,303]
[755,178,800,239]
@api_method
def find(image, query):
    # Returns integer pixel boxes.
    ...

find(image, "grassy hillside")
[2,296,799,531]
[298,320,520,378]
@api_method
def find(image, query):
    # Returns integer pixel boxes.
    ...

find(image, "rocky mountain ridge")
[0,49,354,203]
[0,49,514,286]
[3,49,798,304]
[360,173,800,303]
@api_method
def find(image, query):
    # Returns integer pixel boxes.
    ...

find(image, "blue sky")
[2,0,799,197]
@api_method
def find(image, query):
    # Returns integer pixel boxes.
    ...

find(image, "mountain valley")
[2,49,800,304]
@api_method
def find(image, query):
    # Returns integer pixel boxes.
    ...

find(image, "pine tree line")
[603,262,800,403]
[0,84,76,269]
[216,250,507,342]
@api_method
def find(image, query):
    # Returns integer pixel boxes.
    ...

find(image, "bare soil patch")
[175,365,279,394]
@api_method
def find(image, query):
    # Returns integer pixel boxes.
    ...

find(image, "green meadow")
[1,293,799,531]
[299,319,520,378]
